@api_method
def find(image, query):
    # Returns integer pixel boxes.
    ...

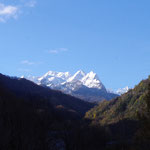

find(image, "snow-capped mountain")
[107,86,130,95]
[67,70,86,82]
[81,71,105,89]
[21,75,39,83]
[39,71,71,82]
[116,86,129,95]
[32,70,106,91]
[38,71,71,88]
[23,70,118,102]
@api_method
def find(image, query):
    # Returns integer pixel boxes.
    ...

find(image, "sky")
[0,0,150,91]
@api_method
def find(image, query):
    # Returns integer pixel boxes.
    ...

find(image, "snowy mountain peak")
[20,75,24,78]
[55,72,71,80]
[86,71,99,80]
[74,70,86,77]
[23,70,106,91]
[39,71,71,81]
[21,70,119,101]
[44,71,57,77]
[107,86,129,95]
[67,70,86,82]
[116,86,129,95]
[81,71,103,89]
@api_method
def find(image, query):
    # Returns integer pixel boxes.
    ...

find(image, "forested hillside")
[0,73,150,149]
[84,76,150,150]
[85,76,150,125]
[0,73,94,118]
[0,73,107,150]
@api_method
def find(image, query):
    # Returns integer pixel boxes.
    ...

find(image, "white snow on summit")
[21,75,39,83]
[66,70,104,89]
[37,71,71,88]
[21,70,120,101]
[116,86,129,95]
[81,71,103,89]
[38,71,71,81]
[23,70,106,91]
[21,70,129,96]
[67,70,86,82]
[107,86,129,95]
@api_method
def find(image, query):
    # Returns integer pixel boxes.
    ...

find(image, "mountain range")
[0,73,98,149]
[23,70,121,102]
[0,72,149,149]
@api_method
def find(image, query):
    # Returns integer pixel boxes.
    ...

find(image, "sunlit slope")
[85,76,150,125]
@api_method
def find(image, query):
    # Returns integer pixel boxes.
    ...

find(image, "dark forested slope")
[0,73,107,150]
[0,73,94,118]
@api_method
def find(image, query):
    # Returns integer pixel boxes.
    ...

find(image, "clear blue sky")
[0,0,150,90]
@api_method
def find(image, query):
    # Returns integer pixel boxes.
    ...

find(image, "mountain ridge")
[0,73,94,117]
[23,70,119,102]
[85,76,150,125]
